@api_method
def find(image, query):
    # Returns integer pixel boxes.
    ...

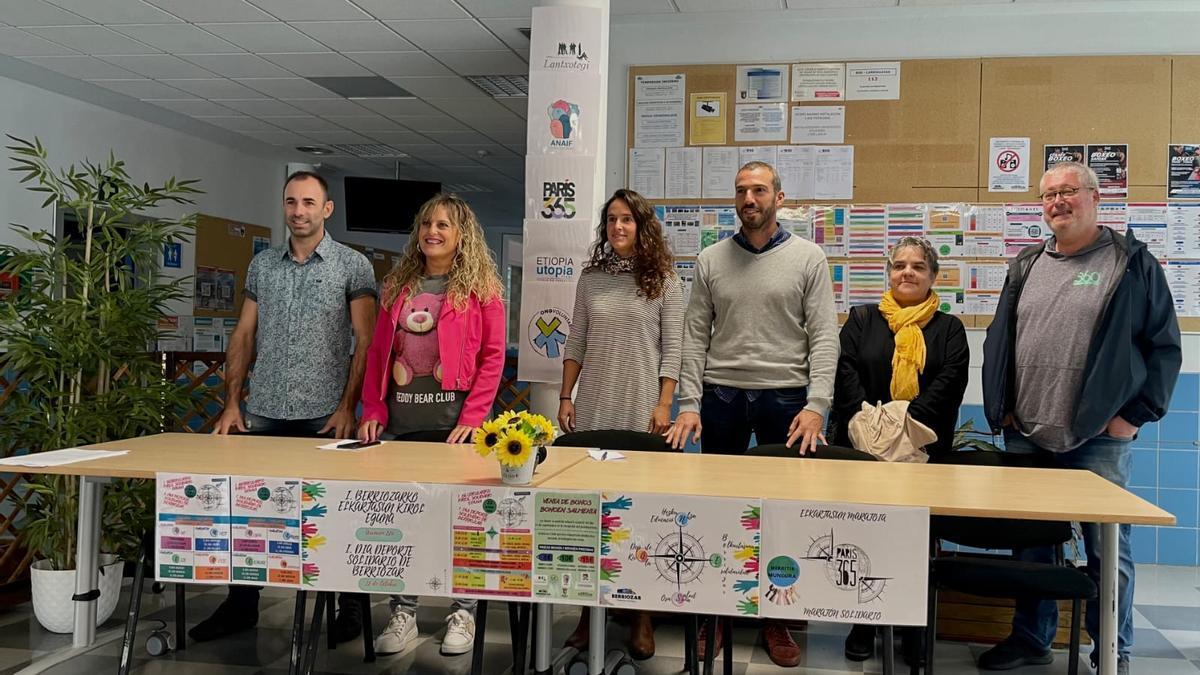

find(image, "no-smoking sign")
[996,150,1021,173]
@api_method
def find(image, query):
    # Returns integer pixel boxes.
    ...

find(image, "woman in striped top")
[557,188,684,658]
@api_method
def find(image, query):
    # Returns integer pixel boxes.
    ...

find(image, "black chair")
[924,451,1097,675]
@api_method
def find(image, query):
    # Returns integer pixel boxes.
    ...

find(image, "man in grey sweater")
[666,161,840,667]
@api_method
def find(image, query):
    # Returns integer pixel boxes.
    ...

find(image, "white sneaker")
[374,608,418,655]
[440,609,475,655]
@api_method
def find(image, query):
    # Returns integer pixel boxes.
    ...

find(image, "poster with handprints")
[156,473,231,583]
[600,493,760,616]
[301,480,451,596]
[759,501,928,626]
[450,486,535,600]
[230,476,302,587]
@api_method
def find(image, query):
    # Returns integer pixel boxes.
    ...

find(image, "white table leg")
[73,476,107,648]
[535,603,553,674]
[588,606,604,675]
[1100,523,1118,675]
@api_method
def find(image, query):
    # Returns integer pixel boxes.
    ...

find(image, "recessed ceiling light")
[296,145,335,155]
[465,75,528,98]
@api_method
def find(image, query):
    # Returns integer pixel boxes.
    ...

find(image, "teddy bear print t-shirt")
[385,275,465,437]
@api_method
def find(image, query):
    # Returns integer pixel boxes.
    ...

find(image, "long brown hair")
[584,189,674,300]
[380,193,503,310]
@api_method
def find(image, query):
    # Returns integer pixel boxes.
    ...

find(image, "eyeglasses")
[1038,186,1092,203]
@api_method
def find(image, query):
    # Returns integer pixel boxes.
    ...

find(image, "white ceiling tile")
[87,77,191,98]
[112,24,242,53]
[478,18,530,50]
[301,130,374,144]
[675,0,783,9]
[197,115,285,132]
[98,54,214,78]
[385,115,468,132]
[350,0,468,20]
[321,114,408,131]
[25,25,160,54]
[143,98,238,115]
[257,115,346,132]
[387,143,464,159]
[289,21,415,52]
[429,49,527,76]
[353,98,440,116]
[455,115,525,133]
[0,27,79,56]
[242,129,319,145]
[899,0,1009,4]
[200,22,326,53]
[387,76,489,98]
[245,0,370,21]
[425,96,511,117]
[422,130,493,145]
[43,0,181,24]
[23,55,139,78]
[259,52,373,77]
[0,0,94,26]
[237,77,341,98]
[489,130,525,145]
[383,19,504,51]
[611,0,677,14]
[365,130,425,144]
[496,97,527,118]
[159,77,266,98]
[455,0,535,19]
[143,0,274,22]
[218,98,305,115]
[180,53,291,78]
[345,51,452,77]
[785,0,896,7]
[284,98,371,115]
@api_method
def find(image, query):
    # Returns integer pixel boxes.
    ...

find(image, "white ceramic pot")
[30,554,123,633]
[500,446,548,486]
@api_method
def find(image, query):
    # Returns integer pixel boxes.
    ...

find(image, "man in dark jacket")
[980,162,1181,675]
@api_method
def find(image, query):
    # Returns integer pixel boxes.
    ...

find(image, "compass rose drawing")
[634,512,722,606]
[497,496,527,528]
[270,485,297,514]
[802,528,890,603]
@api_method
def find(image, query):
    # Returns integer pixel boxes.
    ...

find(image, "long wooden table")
[27,434,1173,675]
[537,452,1174,675]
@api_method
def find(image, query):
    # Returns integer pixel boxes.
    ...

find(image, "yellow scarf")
[878,290,939,401]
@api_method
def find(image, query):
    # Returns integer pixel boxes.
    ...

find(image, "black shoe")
[978,637,1053,670]
[331,593,363,644]
[844,624,875,661]
[900,627,926,667]
[188,590,260,642]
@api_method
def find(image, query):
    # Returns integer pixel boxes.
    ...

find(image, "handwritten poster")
[230,476,302,587]
[532,491,601,604]
[156,473,231,583]
[301,480,450,596]
[451,487,535,600]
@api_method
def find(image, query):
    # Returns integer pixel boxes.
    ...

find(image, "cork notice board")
[345,242,403,284]
[193,214,272,318]
[627,56,1200,331]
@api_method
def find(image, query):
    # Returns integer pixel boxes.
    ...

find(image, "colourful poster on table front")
[156,473,231,583]
[230,476,302,587]
[450,487,535,600]
[532,491,600,604]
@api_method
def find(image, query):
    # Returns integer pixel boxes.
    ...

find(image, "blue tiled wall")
[961,372,1200,566]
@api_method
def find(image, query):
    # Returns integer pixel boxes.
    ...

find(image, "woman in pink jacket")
[357,193,505,658]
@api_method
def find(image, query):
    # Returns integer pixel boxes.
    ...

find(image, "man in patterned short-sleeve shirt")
[193,171,378,643]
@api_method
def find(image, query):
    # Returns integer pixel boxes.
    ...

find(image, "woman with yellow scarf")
[830,237,969,664]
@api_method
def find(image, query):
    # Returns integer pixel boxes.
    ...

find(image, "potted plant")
[0,136,200,632]
[473,411,555,485]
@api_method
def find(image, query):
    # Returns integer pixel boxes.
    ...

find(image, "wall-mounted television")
[343,176,441,233]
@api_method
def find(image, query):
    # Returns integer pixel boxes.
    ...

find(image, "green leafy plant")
[952,418,1003,453]
[0,136,201,569]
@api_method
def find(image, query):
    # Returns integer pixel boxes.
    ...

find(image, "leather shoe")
[330,593,363,644]
[762,621,801,667]
[696,619,722,660]
[628,611,655,660]
[978,637,1053,670]
[188,589,259,642]
[844,624,875,661]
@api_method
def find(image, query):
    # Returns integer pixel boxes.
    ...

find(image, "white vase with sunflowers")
[474,411,554,485]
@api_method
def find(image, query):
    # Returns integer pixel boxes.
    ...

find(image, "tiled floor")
[2,564,1198,674]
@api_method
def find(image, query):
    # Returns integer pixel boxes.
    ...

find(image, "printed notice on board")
[815,146,854,200]
[666,147,703,199]
[1168,144,1200,197]
[791,63,845,101]
[1044,144,1085,172]
[791,106,845,144]
[1087,144,1128,198]
[634,73,685,148]
[846,62,900,101]
[736,65,789,103]
[735,103,788,142]
[690,92,727,145]
[702,147,738,199]
[988,137,1030,192]
[629,148,665,199]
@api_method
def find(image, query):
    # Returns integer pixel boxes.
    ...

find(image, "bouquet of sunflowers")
[474,410,556,467]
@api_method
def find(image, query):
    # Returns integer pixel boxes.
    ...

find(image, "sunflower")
[473,419,504,458]
[496,410,522,428]
[496,427,533,468]
[528,414,555,443]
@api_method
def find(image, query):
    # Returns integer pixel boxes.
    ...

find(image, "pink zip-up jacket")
[361,285,506,429]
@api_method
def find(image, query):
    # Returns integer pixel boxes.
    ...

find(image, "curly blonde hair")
[380,193,503,310]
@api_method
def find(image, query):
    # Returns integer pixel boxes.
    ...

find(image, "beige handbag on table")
[847,400,938,464]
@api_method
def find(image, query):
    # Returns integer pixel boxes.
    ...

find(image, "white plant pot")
[30,554,123,633]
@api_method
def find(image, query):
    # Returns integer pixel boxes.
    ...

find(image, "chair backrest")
[553,429,672,453]
[747,443,878,462]
[931,450,1072,550]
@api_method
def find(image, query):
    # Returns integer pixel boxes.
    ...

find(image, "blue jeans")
[1003,431,1134,659]
[244,411,330,437]
[699,385,809,455]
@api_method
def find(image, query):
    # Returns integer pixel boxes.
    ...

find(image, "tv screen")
[344,177,441,233]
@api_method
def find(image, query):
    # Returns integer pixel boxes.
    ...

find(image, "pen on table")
[601,451,608,461]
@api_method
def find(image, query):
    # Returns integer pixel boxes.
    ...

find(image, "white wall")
[0,73,288,315]
[604,1,1200,394]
